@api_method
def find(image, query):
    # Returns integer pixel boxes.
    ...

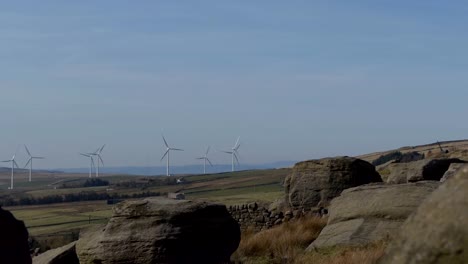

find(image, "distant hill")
[56,161,297,176]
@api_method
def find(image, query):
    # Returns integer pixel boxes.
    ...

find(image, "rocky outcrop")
[0,207,32,264]
[76,198,240,264]
[380,158,465,184]
[440,162,465,182]
[307,181,439,250]
[379,166,468,264]
[33,242,78,264]
[285,157,381,210]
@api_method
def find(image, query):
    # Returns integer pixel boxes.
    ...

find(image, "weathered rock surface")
[379,165,468,264]
[33,242,78,264]
[307,181,439,250]
[0,207,32,264]
[285,156,381,209]
[380,158,465,184]
[440,162,465,182]
[76,198,240,264]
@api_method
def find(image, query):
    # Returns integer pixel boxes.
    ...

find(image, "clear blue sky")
[1,1,467,169]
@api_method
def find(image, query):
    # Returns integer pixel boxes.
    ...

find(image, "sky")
[1,1,468,169]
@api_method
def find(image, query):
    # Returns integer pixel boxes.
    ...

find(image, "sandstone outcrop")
[285,157,381,210]
[440,162,465,182]
[33,242,78,264]
[307,181,439,250]
[76,198,240,264]
[379,158,464,184]
[379,165,468,264]
[0,207,32,264]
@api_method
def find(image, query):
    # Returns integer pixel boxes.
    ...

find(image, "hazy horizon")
[1,1,468,169]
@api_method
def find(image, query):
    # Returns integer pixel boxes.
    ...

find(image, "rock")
[440,162,465,182]
[268,197,289,213]
[33,242,78,264]
[285,156,381,210]
[0,207,32,264]
[379,165,468,264]
[76,198,240,264]
[381,158,465,184]
[306,181,439,250]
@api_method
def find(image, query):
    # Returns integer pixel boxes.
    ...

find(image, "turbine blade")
[234,143,241,151]
[80,153,91,157]
[24,145,31,156]
[91,157,95,167]
[33,157,45,159]
[24,158,32,169]
[234,153,240,165]
[234,136,240,148]
[221,151,233,154]
[206,146,210,155]
[196,157,205,160]
[207,158,213,166]
[162,135,169,148]
[161,150,169,161]
[99,144,106,153]
[13,160,19,168]
[98,155,104,166]
[172,148,184,151]
[1,160,12,163]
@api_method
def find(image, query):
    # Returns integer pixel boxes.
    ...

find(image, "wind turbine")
[2,150,20,190]
[24,145,45,182]
[80,153,95,178]
[221,136,241,172]
[196,146,213,174]
[89,144,105,177]
[160,135,183,176]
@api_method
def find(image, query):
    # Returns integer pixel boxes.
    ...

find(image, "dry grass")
[231,216,327,263]
[231,216,387,264]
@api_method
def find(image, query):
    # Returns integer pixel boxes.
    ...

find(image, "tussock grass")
[231,216,387,264]
[231,216,327,263]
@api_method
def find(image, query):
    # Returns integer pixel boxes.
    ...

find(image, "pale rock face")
[284,156,382,210]
[379,158,465,184]
[379,165,468,264]
[307,181,439,250]
[33,242,78,264]
[76,198,240,264]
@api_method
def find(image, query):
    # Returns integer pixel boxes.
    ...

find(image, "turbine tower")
[80,153,95,178]
[196,146,213,174]
[90,144,105,177]
[24,145,45,182]
[222,136,241,172]
[2,151,19,190]
[160,135,183,176]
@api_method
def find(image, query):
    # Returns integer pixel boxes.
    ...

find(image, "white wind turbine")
[89,144,105,177]
[80,153,95,178]
[160,135,183,176]
[24,145,45,182]
[221,136,241,172]
[196,146,213,174]
[2,149,20,190]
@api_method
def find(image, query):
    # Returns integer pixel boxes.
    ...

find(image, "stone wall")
[227,202,287,232]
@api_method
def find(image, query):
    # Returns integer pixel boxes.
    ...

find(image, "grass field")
[2,168,290,242]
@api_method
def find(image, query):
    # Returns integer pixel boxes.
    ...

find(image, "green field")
[1,168,290,243]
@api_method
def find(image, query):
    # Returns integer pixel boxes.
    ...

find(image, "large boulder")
[33,242,78,264]
[285,156,382,210]
[0,206,32,264]
[379,158,465,184]
[379,165,468,264]
[307,181,439,250]
[76,198,240,264]
[440,162,465,182]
